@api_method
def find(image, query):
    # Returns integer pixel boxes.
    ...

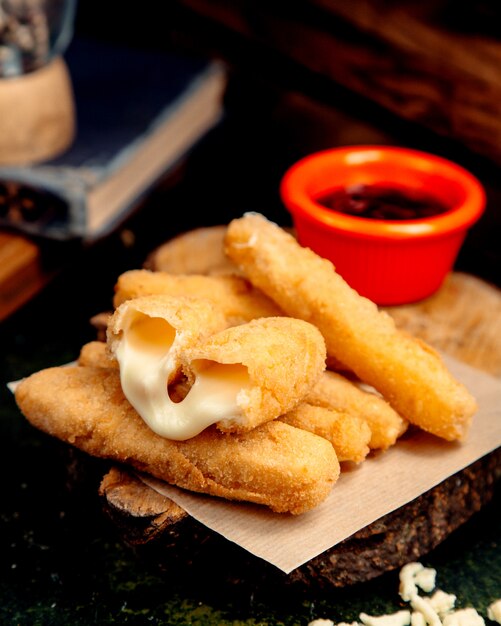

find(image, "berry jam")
[315,183,450,220]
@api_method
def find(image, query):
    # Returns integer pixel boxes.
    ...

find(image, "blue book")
[0,38,227,241]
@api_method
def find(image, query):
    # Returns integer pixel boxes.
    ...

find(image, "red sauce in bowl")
[315,183,450,221]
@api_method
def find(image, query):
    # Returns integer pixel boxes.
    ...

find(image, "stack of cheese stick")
[15,213,478,515]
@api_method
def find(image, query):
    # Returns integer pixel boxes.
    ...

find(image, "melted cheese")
[115,311,250,440]
[185,360,250,425]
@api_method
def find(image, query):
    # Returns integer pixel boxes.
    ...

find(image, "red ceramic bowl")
[280,145,486,305]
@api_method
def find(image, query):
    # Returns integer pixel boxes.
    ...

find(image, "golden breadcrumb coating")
[107,297,325,437]
[107,294,228,368]
[78,341,117,369]
[225,212,477,442]
[280,403,371,463]
[184,316,327,433]
[306,370,408,450]
[113,270,283,326]
[15,366,339,514]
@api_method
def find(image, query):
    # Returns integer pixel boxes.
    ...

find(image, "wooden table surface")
[0,231,52,322]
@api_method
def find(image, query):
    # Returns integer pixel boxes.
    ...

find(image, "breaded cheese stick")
[279,403,371,463]
[183,316,327,434]
[108,296,326,439]
[306,370,408,450]
[113,270,283,326]
[15,366,339,515]
[225,213,477,442]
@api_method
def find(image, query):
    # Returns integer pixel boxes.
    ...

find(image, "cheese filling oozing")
[115,312,250,440]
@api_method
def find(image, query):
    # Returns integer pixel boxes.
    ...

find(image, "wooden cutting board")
[386,271,501,378]
[0,231,54,322]
[96,270,501,588]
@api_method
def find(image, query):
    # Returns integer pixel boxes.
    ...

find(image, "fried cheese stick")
[306,370,408,450]
[225,213,477,442]
[80,339,395,457]
[108,296,326,438]
[15,366,340,514]
[279,403,371,463]
[113,270,283,326]
[78,339,369,460]
[182,315,327,433]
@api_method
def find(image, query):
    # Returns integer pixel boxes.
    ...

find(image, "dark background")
[65,0,501,298]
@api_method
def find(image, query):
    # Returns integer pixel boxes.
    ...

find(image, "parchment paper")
[138,355,501,574]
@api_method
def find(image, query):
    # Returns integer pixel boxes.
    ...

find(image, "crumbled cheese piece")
[429,591,457,617]
[487,600,501,624]
[400,563,437,601]
[411,591,457,622]
[442,608,485,626]
[411,612,427,626]
[415,568,437,594]
[359,610,411,626]
[400,563,426,601]
[410,594,442,626]
[308,563,496,626]
[308,615,359,624]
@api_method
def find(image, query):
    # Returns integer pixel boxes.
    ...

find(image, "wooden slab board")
[97,270,501,588]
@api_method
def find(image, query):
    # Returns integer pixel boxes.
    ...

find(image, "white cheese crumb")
[308,563,497,626]
[400,563,425,601]
[429,591,457,617]
[400,563,436,602]
[359,610,411,626]
[487,600,501,624]
[411,612,427,626]
[442,608,485,626]
[411,591,457,622]
[410,594,442,626]
[415,568,437,594]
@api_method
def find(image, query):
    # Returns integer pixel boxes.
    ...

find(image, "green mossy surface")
[1,454,500,626]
